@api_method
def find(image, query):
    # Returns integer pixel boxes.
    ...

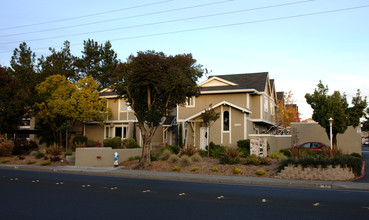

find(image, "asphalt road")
[1,169,369,220]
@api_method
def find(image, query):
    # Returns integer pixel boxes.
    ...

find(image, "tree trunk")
[138,123,158,169]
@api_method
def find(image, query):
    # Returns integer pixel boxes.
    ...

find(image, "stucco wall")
[75,147,142,167]
[291,123,361,154]
[84,124,104,144]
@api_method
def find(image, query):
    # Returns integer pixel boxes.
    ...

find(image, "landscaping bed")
[119,157,279,178]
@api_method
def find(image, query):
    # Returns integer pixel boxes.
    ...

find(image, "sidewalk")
[1,163,368,191]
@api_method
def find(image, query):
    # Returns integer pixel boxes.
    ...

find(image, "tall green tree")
[38,41,78,82]
[362,108,369,131]
[78,39,118,89]
[113,51,203,168]
[305,81,367,147]
[0,66,27,135]
[9,42,39,110]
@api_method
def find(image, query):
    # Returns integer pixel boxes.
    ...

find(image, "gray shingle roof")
[200,72,269,93]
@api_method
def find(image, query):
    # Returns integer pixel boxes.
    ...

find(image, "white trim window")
[120,99,132,112]
[115,126,128,139]
[186,96,195,107]
[223,111,230,131]
[264,96,268,112]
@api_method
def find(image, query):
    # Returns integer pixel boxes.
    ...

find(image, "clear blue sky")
[1,0,368,119]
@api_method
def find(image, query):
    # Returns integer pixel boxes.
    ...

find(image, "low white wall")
[75,147,142,167]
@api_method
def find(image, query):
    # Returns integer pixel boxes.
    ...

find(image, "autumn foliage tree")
[276,92,300,134]
[113,51,203,168]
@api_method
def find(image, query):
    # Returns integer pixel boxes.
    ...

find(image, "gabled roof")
[184,100,251,122]
[200,72,269,93]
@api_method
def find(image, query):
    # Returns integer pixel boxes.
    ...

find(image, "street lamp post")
[329,118,333,149]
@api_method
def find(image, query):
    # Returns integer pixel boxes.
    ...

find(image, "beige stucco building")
[177,72,278,149]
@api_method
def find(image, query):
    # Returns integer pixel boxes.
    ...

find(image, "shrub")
[64,150,73,157]
[220,156,240,165]
[128,156,141,161]
[237,139,250,151]
[181,145,197,156]
[279,149,292,157]
[40,161,51,166]
[190,153,202,162]
[198,150,208,158]
[35,151,45,159]
[220,147,240,165]
[243,155,271,165]
[191,167,199,171]
[159,149,172,161]
[12,140,38,155]
[269,152,284,159]
[223,147,240,158]
[350,152,361,158]
[1,159,10,163]
[211,167,219,172]
[48,144,63,156]
[103,137,122,149]
[122,138,140,149]
[232,168,242,174]
[0,139,14,156]
[73,142,86,149]
[211,145,226,158]
[172,166,180,171]
[166,145,181,154]
[278,155,363,176]
[179,155,192,166]
[168,154,180,164]
[27,161,36,165]
[322,146,343,158]
[150,152,161,161]
[72,136,88,146]
[256,170,266,176]
[50,156,61,162]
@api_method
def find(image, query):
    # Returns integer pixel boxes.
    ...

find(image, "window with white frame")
[115,126,128,139]
[120,100,132,112]
[264,96,268,112]
[223,111,230,131]
[186,96,195,107]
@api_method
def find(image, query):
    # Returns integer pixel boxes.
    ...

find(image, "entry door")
[200,127,209,150]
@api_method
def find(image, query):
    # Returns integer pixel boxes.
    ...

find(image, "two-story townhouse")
[177,72,278,149]
[83,89,176,147]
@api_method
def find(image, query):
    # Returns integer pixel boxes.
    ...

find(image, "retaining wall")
[75,147,141,167]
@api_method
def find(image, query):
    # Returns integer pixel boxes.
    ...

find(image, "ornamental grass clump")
[181,145,198,156]
[168,154,180,164]
[190,153,202,162]
[159,149,172,161]
[211,167,219,172]
[191,167,199,172]
[178,155,192,166]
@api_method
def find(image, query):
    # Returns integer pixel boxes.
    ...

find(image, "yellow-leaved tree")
[35,74,111,148]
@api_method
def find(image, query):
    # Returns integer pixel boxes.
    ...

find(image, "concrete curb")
[1,164,368,191]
